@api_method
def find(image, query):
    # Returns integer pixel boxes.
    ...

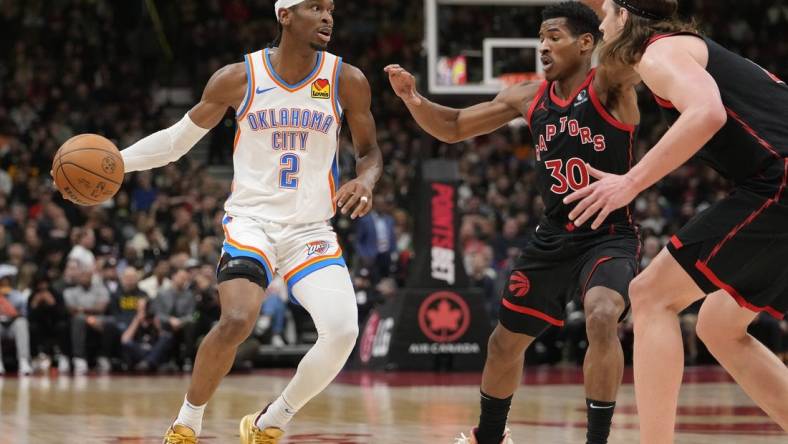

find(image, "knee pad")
[216,254,269,289]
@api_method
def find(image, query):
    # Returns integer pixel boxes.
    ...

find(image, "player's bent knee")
[696,305,747,346]
[585,305,620,343]
[629,273,659,313]
[487,326,530,363]
[215,310,258,345]
[329,321,359,350]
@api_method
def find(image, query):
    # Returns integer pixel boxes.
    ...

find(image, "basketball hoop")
[499,72,544,88]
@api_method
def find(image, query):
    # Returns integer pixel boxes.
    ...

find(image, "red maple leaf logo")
[509,271,530,297]
[426,300,462,332]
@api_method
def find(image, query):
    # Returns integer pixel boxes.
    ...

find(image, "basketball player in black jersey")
[565,0,788,441]
[387,3,639,444]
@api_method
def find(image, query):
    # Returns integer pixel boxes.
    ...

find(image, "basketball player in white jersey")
[118,1,382,443]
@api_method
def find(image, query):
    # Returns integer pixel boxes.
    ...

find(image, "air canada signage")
[355,160,490,371]
[417,291,471,343]
[357,288,489,371]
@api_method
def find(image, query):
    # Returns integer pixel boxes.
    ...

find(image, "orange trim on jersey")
[328,169,337,213]
[221,222,274,272]
[237,54,257,121]
[284,248,344,282]
[329,57,341,122]
[263,51,326,93]
[232,127,241,154]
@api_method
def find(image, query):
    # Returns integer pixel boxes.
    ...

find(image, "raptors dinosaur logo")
[508,271,531,297]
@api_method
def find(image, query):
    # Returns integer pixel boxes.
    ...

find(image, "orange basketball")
[52,134,125,206]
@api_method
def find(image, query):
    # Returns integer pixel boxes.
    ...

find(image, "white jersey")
[226,48,343,224]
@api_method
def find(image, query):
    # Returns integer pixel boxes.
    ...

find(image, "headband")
[274,0,306,21]
[613,0,670,20]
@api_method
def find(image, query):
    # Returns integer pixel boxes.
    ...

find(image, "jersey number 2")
[545,158,589,194]
[279,153,300,189]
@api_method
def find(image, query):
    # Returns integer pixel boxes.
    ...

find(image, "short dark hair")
[542,1,603,44]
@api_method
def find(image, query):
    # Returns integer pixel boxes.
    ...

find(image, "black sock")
[586,398,616,444]
[476,391,512,444]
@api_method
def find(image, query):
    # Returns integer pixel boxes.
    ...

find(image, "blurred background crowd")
[0,0,785,376]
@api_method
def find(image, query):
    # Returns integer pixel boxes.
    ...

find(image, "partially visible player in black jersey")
[565,0,788,441]
[386,3,640,444]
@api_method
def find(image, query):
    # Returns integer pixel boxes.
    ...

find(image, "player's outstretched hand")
[384,64,422,106]
[335,178,373,219]
[564,164,639,229]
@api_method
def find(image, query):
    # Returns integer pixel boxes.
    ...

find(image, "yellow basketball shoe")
[162,424,197,444]
[239,412,284,444]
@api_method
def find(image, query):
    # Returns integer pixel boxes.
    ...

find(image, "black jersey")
[648,33,788,193]
[526,68,637,229]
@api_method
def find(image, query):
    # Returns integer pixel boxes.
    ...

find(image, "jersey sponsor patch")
[311,78,331,99]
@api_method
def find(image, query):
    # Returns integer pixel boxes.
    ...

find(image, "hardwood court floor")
[0,367,785,443]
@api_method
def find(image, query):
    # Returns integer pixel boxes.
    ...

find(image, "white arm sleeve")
[120,113,210,172]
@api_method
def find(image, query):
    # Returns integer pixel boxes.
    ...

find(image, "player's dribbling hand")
[335,178,373,219]
[564,164,639,230]
[51,169,76,203]
[384,64,422,106]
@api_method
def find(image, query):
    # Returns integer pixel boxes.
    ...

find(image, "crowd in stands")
[0,0,785,375]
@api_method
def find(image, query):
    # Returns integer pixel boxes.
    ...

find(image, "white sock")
[174,396,206,436]
[256,395,297,430]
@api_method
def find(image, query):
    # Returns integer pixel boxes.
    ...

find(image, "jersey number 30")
[279,153,300,189]
[545,158,589,194]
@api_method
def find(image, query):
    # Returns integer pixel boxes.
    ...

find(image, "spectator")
[354,195,397,282]
[184,266,220,372]
[640,235,661,269]
[67,227,96,271]
[491,218,525,268]
[27,277,70,374]
[468,250,498,325]
[152,268,196,367]
[0,267,32,375]
[100,258,121,294]
[259,278,289,348]
[102,267,147,370]
[680,301,703,366]
[139,260,173,299]
[120,299,173,372]
[354,268,381,326]
[63,265,110,375]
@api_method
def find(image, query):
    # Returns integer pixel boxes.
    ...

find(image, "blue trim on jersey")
[235,54,253,118]
[287,257,346,295]
[222,242,274,283]
[264,48,324,90]
[333,57,343,119]
[331,154,340,193]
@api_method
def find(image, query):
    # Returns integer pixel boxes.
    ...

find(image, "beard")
[310,42,328,51]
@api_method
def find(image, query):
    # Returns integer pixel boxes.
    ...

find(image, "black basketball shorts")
[667,183,788,320]
[499,221,640,337]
